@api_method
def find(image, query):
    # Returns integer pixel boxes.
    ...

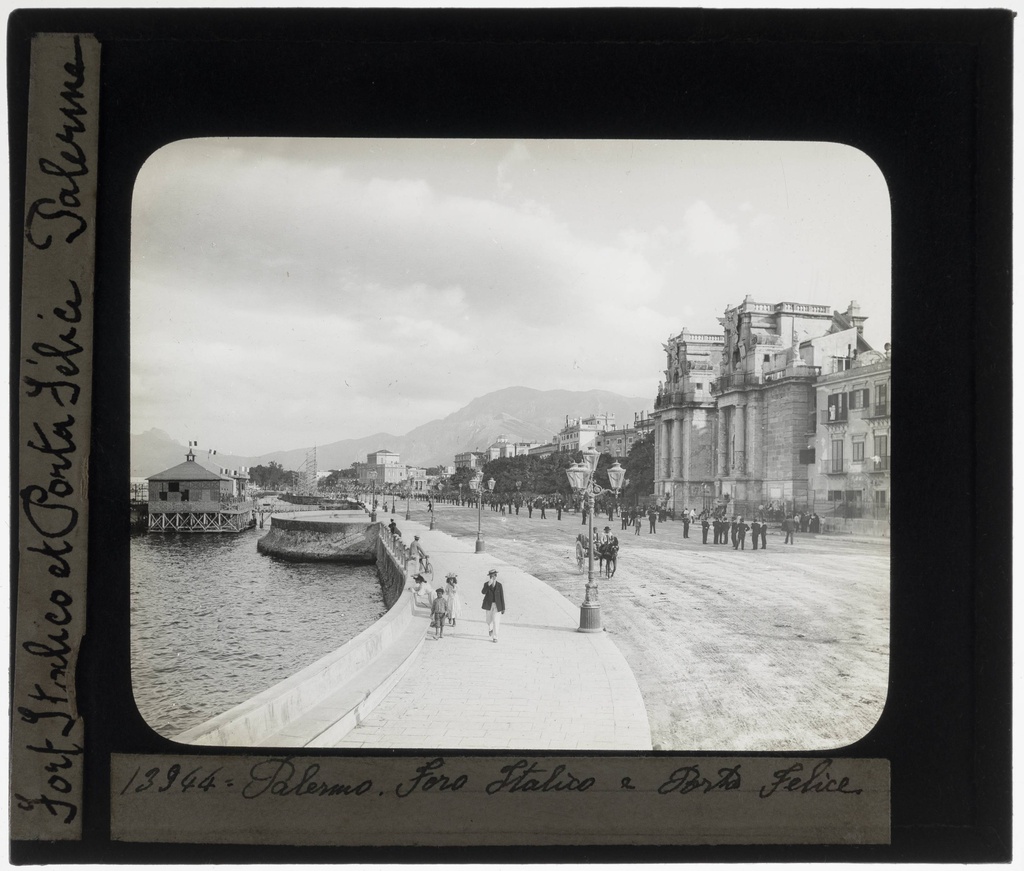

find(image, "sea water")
[130,525,385,737]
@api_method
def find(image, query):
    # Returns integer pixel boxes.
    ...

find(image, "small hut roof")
[147,457,232,482]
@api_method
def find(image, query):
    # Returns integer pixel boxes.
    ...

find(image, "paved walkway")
[328,519,652,750]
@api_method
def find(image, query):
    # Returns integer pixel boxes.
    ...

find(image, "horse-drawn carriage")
[574,532,619,577]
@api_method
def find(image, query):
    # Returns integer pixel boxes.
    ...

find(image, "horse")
[598,538,619,578]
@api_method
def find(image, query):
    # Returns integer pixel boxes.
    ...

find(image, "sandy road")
[407,500,889,752]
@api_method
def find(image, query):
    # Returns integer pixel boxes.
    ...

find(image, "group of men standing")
[703,515,769,550]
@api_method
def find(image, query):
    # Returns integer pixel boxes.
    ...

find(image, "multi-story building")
[355,449,406,486]
[556,413,615,453]
[810,348,891,529]
[454,451,487,470]
[633,410,655,440]
[652,298,877,518]
[527,442,557,459]
[480,435,540,460]
[651,327,725,513]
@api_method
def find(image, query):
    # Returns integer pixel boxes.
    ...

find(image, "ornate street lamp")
[471,474,496,552]
[430,481,442,530]
[367,470,377,522]
[405,470,412,520]
[565,448,626,632]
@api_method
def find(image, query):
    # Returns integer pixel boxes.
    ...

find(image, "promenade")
[387,499,890,752]
[327,516,652,751]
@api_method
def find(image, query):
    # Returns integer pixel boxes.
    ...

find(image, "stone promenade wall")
[174,590,421,746]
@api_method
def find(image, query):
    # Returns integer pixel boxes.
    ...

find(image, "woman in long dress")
[444,573,463,626]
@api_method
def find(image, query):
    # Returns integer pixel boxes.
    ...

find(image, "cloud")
[681,200,741,256]
[131,139,890,455]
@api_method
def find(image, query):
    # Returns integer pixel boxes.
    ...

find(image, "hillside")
[131,385,652,478]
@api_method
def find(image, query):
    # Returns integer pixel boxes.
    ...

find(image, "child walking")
[444,573,462,627]
[430,588,447,639]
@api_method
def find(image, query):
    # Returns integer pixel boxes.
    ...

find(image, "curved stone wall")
[256,510,379,563]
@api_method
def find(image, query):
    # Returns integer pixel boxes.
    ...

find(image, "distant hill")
[131,386,652,478]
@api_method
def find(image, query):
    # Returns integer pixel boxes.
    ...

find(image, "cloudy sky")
[131,138,891,456]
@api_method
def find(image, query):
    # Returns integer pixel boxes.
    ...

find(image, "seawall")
[173,588,427,746]
[256,510,379,562]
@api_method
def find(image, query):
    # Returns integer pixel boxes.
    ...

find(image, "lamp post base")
[429,515,435,530]
[475,538,485,553]
[578,601,602,632]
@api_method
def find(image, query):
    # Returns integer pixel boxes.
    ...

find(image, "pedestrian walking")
[730,516,739,547]
[648,507,657,534]
[634,512,642,535]
[527,501,533,518]
[701,515,710,544]
[682,511,690,539]
[444,573,462,627]
[556,501,563,520]
[539,500,547,519]
[430,588,447,639]
[751,518,761,550]
[481,568,506,642]
[621,510,629,531]
[760,517,768,549]
[783,516,795,545]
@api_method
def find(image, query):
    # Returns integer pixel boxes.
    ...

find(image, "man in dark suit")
[701,515,710,544]
[481,568,506,642]
[734,516,748,550]
[760,517,768,549]
[751,518,761,550]
[682,511,690,539]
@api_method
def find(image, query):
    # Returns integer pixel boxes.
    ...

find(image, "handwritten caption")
[14,33,94,835]
[116,756,864,801]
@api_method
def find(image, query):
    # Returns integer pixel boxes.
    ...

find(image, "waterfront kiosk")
[146,450,253,533]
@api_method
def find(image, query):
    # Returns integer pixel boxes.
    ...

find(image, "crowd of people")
[402,496,828,649]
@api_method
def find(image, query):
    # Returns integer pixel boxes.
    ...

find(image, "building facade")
[356,449,406,486]
[651,327,724,513]
[146,450,253,532]
[652,298,878,518]
[810,350,891,526]
[556,413,615,453]
[454,451,487,470]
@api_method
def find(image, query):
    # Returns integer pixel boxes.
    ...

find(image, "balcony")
[711,373,758,394]
[865,404,890,419]
[763,364,822,384]
[821,409,848,425]
[655,390,699,409]
[826,461,849,475]
[868,456,890,473]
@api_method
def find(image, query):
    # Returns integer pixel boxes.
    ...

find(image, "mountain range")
[131,386,653,478]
